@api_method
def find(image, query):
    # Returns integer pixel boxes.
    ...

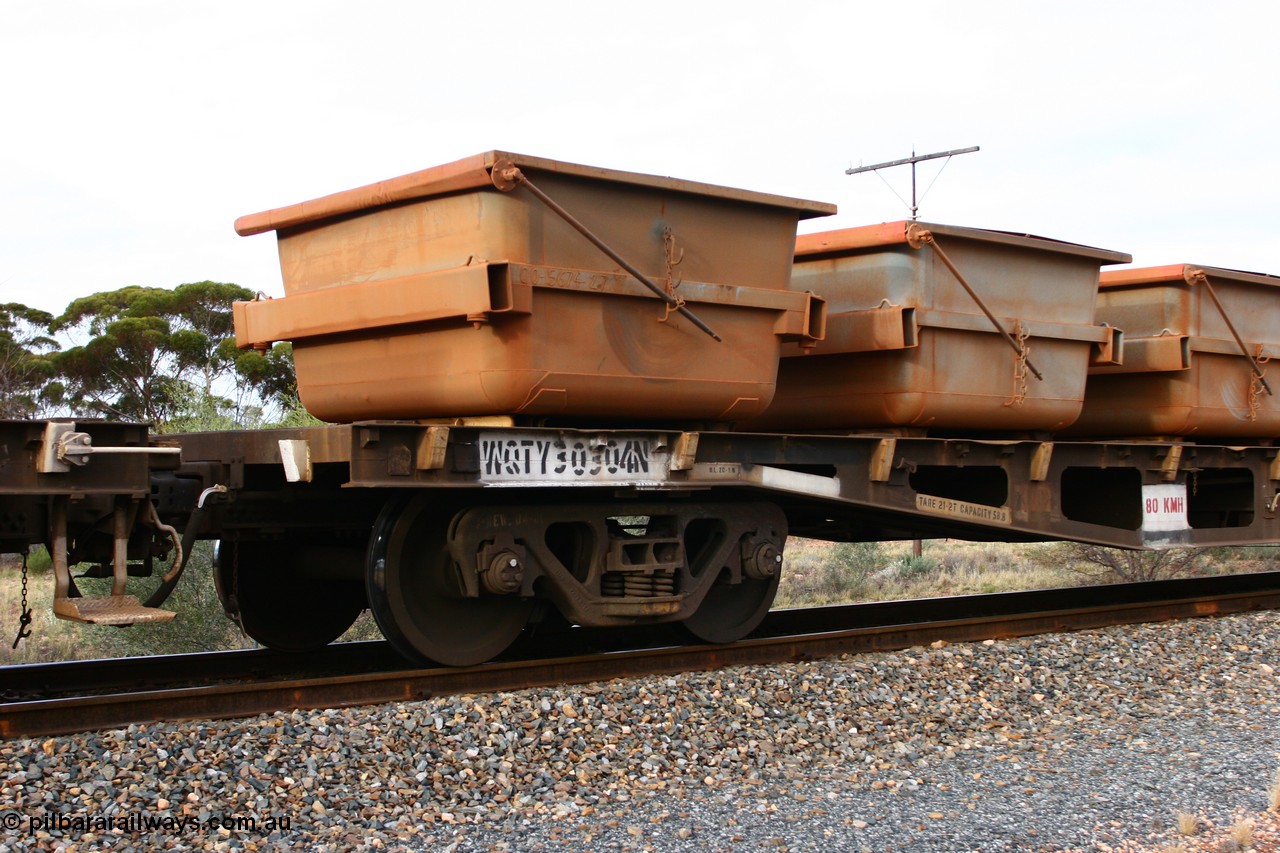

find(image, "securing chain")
[11,551,32,649]
[489,159,722,341]
[660,226,687,325]
[1003,321,1031,407]
[906,224,1043,382]
[231,527,241,618]
[1248,346,1271,422]
[1187,268,1273,399]
[663,227,684,293]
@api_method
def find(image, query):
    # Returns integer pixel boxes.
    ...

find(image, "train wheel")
[680,569,779,645]
[366,495,534,666]
[213,539,366,651]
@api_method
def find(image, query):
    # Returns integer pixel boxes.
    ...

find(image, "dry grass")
[2,544,254,664]
[776,538,1267,611]
[776,538,1090,609]
[1177,812,1200,836]
[1229,817,1255,848]
[1,550,88,664]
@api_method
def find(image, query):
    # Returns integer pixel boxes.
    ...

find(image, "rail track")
[4,571,1279,739]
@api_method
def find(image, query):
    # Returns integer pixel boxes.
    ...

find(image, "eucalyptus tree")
[0,302,58,418]
[49,281,264,427]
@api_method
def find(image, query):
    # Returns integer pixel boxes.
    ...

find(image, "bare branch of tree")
[1065,543,1206,583]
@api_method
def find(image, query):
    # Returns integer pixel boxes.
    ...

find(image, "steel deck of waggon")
[171,423,1280,551]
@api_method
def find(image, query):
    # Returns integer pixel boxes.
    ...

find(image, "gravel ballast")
[2,610,1278,852]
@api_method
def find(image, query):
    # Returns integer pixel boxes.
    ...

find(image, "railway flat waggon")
[5,151,1279,667]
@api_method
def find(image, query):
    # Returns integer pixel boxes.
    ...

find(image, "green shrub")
[778,540,884,607]
[892,554,937,579]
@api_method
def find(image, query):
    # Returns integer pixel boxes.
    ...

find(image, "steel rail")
[4,572,1280,739]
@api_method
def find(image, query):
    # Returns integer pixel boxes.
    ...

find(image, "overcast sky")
[2,1,1277,315]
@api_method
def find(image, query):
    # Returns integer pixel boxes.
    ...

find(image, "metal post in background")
[846,146,980,220]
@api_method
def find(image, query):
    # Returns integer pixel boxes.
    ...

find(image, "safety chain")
[906,224,1043,381]
[1247,347,1271,422]
[231,528,241,619]
[11,551,32,649]
[489,160,721,341]
[660,227,686,325]
[1185,269,1272,400]
[1003,321,1031,407]
[663,227,684,293]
